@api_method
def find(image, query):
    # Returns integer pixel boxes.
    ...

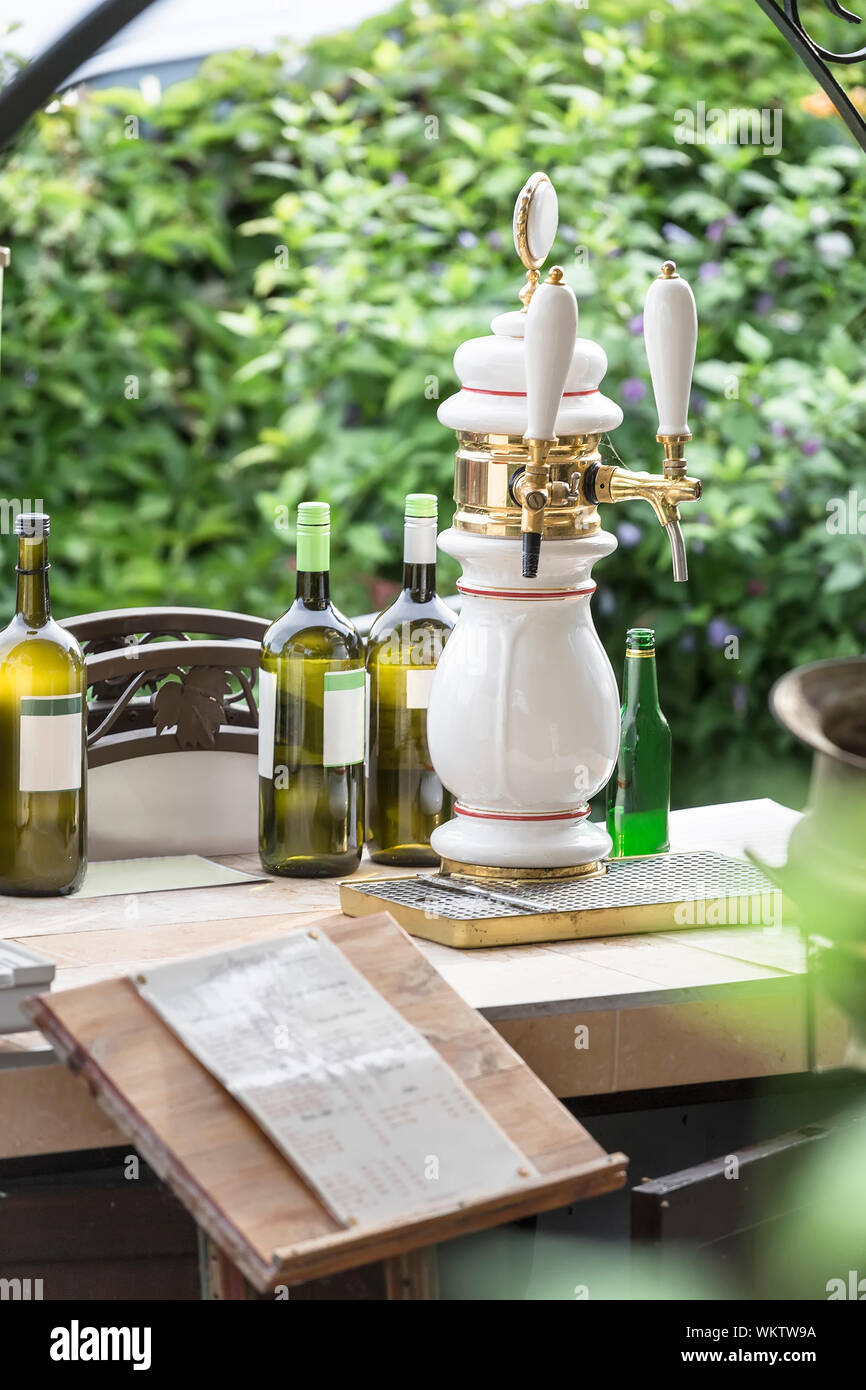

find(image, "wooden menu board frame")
[23,912,627,1292]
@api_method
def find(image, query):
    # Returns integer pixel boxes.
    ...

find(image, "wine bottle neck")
[16,535,51,627]
[296,569,330,609]
[403,561,437,604]
[403,514,437,602]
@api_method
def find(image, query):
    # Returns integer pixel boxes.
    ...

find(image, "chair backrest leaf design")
[62,607,268,767]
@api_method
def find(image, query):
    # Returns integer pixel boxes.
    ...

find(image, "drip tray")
[339,852,784,948]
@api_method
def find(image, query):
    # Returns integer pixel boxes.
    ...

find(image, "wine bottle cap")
[297,501,330,529]
[14,512,50,537]
[404,494,437,519]
[626,627,655,652]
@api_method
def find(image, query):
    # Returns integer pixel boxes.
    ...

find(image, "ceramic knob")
[643,261,698,437]
[523,270,578,442]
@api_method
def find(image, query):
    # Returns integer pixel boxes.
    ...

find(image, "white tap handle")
[643,261,697,438]
[523,269,577,442]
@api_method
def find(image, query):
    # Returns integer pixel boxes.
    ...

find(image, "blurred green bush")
[1,0,864,806]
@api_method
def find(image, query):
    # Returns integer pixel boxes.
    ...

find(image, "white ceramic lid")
[437,304,623,437]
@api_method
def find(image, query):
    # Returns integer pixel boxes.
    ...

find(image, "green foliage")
[1,0,865,805]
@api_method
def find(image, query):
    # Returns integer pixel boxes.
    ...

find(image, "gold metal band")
[452,431,602,538]
[441,857,606,881]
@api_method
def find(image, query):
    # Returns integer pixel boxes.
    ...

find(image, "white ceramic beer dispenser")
[342,172,776,946]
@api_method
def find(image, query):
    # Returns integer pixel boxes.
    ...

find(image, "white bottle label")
[257,669,277,780]
[19,693,83,793]
[323,669,365,767]
[405,668,436,710]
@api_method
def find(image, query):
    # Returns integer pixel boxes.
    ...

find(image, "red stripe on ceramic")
[453,804,591,823]
[462,387,599,398]
[456,581,597,600]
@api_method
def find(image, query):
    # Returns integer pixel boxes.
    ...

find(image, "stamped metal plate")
[340,852,784,948]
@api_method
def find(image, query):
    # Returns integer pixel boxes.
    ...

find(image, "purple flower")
[486,230,504,250]
[707,617,736,649]
[616,520,643,548]
[749,393,763,407]
[627,313,644,336]
[663,222,696,246]
[778,485,793,503]
[390,170,408,186]
[678,630,697,653]
[559,225,578,244]
[771,258,790,277]
[428,261,445,277]
[754,293,775,313]
[770,420,788,439]
[801,438,821,457]
[771,516,792,534]
[748,444,761,461]
[705,213,738,244]
[690,390,707,415]
[621,377,647,404]
[457,230,477,249]
[732,683,748,716]
[598,587,617,617]
[699,261,722,282]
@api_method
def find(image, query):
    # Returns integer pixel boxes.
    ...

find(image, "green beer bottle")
[366,493,455,865]
[258,502,365,877]
[0,513,87,895]
[606,627,671,857]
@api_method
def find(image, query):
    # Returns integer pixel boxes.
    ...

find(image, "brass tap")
[512,439,572,575]
[580,450,701,581]
[582,461,701,528]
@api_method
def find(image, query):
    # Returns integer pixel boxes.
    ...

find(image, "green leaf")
[735,323,772,362]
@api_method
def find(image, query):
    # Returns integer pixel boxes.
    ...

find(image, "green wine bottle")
[0,513,87,895]
[366,493,455,866]
[606,627,671,857]
[258,502,365,877]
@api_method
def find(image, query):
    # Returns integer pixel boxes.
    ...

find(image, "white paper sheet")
[71,855,266,899]
[135,929,535,1227]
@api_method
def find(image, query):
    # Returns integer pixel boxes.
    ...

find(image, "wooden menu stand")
[24,912,627,1297]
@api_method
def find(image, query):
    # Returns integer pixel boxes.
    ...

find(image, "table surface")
[0,798,848,1161]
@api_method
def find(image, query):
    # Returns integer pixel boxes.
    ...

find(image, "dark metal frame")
[755,0,866,154]
[0,0,162,152]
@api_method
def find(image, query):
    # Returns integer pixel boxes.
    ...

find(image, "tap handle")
[523,267,577,443]
[643,261,697,438]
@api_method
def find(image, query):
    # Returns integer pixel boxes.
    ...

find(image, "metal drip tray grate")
[339,852,782,948]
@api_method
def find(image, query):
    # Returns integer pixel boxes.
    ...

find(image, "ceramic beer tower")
[425,171,701,876]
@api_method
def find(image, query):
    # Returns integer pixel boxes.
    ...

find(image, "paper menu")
[134,929,535,1228]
